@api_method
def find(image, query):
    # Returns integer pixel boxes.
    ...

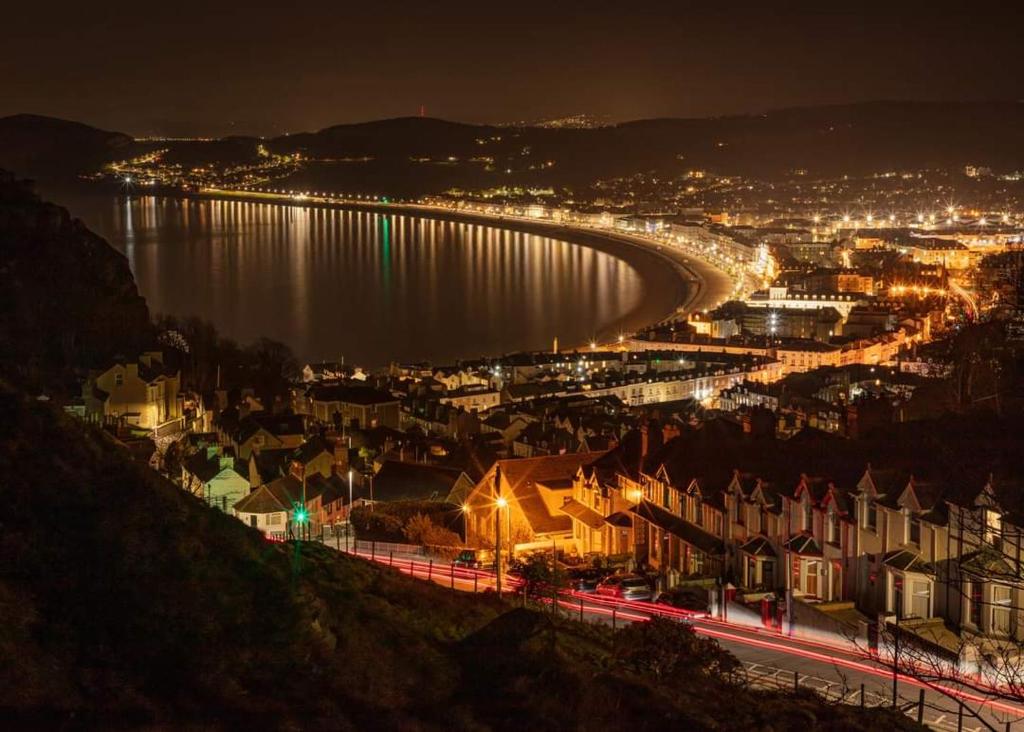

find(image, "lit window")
[911,580,931,619]
[993,585,1012,635]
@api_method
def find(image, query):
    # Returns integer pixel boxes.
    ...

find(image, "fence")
[743,661,994,732]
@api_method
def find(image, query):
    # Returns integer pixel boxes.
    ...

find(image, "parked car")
[653,585,709,612]
[566,568,608,593]
[453,548,495,570]
[595,574,653,601]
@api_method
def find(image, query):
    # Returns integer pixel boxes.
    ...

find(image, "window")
[993,585,1012,635]
[734,497,744,526]
[865,501,878,532]
[909,516,921,546]
[693,495,703,527]
[692,551,704,575]
[828,509,840,544]
[114,373,124,386]
[911,580,931,619]
[662,485,671,509]
[985,510,1003,549]
[969,581,983,627]
[803,499,813,532]
[269,513,282,526]
[759,507,768,535]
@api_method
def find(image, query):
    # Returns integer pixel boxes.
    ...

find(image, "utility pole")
[347,468,354,553]
[892,613,900,708]
[495,465,503,599]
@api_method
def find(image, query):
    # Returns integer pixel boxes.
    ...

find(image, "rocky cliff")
[0,173,151,391]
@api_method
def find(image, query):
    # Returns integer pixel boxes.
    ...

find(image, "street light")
[494,466,504,598]
[347,468,354,553]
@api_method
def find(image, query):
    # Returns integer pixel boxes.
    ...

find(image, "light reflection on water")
[55,193,654,366]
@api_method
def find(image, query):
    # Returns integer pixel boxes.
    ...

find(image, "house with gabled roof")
[82,351,181,431]
[181,445,249,512]
[463,451,608,554]
[233,474,307,539]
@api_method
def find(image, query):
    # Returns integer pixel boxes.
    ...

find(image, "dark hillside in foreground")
[0,387,923,730]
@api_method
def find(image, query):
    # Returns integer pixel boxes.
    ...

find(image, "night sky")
[4,1,1022,137]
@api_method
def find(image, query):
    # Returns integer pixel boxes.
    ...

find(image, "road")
[329,543,1024,731]
[948,279,980,320]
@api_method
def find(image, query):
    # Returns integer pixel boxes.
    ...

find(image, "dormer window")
[803,499,813,532]
[693,495,703,527]
[115,373,124,386]
[908,515,921,546]
[863,499,878,532]
[827,508,840,544]
[984,509,1003,549]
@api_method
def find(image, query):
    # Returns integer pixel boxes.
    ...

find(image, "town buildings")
[82,351,182,431]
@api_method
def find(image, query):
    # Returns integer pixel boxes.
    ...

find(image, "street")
[328,541,1024,731]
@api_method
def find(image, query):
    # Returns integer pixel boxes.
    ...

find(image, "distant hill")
[0,114,133,180]
[269,101,1024,180]
[4,101,1024,188]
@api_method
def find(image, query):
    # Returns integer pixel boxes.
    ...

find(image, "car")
[595,573,653,601]
[453,548,495,570]
[565,568,606,593]
[654,586,709,612]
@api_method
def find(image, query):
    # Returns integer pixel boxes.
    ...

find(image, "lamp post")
[347,468,354,553]
[494,465,504,598]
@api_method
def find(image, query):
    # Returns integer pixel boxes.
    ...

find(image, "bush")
[613,617,741,685]
[351,501,463,543]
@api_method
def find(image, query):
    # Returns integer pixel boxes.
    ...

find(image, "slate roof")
[560,498,606,530]
[631,500,725,556]
[739,535,777,557]
[306,473,363,506]
[249,448,291,485]
[784,533,823,557]
[883,549,934,574]
[310,384,398,405]
[235,413,306,444]
[234,475,302,514]
[371,460,469,502]
[183,450,245,483]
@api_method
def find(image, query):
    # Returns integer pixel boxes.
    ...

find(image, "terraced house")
[560,417,1024,661]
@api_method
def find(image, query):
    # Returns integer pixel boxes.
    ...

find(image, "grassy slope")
[0,388,922,730]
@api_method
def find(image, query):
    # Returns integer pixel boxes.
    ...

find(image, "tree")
[245,337,298,408]
[515,552,566,602]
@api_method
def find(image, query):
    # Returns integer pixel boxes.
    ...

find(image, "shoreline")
[190,189,736,348]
